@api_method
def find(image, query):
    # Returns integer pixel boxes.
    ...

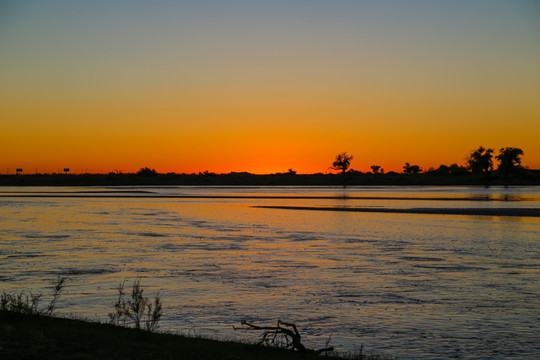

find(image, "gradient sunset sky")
[1,1,539,174]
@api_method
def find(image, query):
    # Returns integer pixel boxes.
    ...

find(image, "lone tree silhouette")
[331,152,353,174]
[137,167,158,176]
[403,162,421,174]
[370,165,381,174]
[496,147,524,178]
[467,146,494,176]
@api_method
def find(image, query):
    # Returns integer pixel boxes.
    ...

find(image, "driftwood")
[234,320,334,354]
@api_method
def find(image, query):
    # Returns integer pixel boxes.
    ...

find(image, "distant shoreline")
[255,205,540,218]
[0,193,536,202]
[1,171,539,186]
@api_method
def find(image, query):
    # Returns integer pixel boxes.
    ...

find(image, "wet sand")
[255,205,540,217]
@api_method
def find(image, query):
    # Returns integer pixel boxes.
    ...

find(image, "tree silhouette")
[370,165,381,174]
[496,147,524,178]
[467,146,494,175]
[429,163,469,176]
[331,152,353,174]
[137,167,158,176]
[403,162,421,174]
[448,163,469,176]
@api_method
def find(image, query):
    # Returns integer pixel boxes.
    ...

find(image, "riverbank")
[0,311,391,360]
[1,171,539,186]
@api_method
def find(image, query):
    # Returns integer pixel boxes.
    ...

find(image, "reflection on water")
[0,186,539,359]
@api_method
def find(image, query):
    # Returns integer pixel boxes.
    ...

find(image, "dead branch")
[233,320,334,354]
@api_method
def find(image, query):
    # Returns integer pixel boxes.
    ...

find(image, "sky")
[1,0,539,174]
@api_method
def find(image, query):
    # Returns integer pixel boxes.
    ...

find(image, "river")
[1,186,539,359]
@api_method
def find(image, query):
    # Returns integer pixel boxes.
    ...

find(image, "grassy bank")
[0,310,323,360]
[0,311,391,360]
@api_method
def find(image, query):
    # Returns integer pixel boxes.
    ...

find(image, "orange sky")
[1,1,539,174]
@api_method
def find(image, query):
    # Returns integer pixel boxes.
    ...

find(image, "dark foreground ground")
[0,311,391,360]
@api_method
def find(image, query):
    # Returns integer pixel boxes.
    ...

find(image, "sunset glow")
[1,1,539,174]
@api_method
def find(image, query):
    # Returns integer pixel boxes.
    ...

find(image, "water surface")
[1,186,539,359]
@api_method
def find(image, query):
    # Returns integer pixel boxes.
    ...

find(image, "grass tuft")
[108,279,162,332]
[0,276,66,315]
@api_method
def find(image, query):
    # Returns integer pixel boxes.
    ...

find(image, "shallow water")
[1,186,539,359]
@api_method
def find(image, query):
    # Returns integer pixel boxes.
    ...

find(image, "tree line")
[2,146,534,186]
[331,146,525,178]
